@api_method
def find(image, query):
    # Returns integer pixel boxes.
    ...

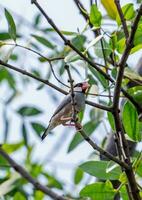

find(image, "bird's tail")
[41,124,53,140]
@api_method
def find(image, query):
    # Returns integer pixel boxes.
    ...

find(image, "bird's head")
[73,82,90,93]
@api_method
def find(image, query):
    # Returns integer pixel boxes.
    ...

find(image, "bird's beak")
[82,82,90,91]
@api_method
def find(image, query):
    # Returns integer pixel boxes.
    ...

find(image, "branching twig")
[0,59,67,95]
[0,59,112,112]
[31,0,111,81]
[30,0,142,114]
[78,129,129,169]
[112,4,142,200]
[65,64,128,169]
[0,147,68,200]
[4,43,69,88]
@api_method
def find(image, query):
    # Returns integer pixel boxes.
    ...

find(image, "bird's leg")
[60,116,75,126]
[61,116,82,129]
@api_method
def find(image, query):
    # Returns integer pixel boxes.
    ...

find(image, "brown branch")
[30,0,142,114]
[4,43,68,88]
[112,4,142,200]
[31,0,111,81]
[65,65,77,121]
[65,65,128,169]
[73,0,108,67]
[114,0,129,38]
[0,59,112,112]
[113,3,142,111]
[77,128,129,169]
[0,147,68,200]
[0,59,66,95]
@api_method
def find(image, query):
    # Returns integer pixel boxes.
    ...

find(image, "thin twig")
[112,4,142,200]
[0,147,68,200]
[114,0,129,38]
[65,65,77,121]
[0,59,112,112]
[4,43,69,88]
[65,64,128,169]
[30,0,142,113]
[0,59,67,95]
[31,0,111,81]
[78,128,129,169]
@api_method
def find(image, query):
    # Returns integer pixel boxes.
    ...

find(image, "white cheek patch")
[74,87,82,92]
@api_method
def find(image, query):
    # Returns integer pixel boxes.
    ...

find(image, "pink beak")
[82,82,90,91]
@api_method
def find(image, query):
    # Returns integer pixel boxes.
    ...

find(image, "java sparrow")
[41,82,90,140]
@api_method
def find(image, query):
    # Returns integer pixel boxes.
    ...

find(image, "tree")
[0,0,142,199]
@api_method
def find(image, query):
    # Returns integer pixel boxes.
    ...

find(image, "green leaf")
[90,4,102,27]
[34,14,41,27]
[17,106,42,117]
[0,68,16,89]
[134,24,142,46]
[116,38,126,54]
[116,3,135,25]
[79,161,121,180]
[72,35,86,51]
[124,68,142,82]
[131,44,142,54]
[14,192,26,200]
[10,54,18,61]
[120,185,129,200]
[32,34,55,49]
[128,86,142,105]
[22,123,28,146]
[88,65,108,89]
[107,112,115,131]
[3,142,24,153]
[31,122,46,138]
[34,191,44,200]
[68,121,99,152]
[43,172,63,190]
[5,9,16,41]
[122,101,141,141]
[122,3,135,20]
[0,32,13,40]
[95,39,111,59]
[80,181,116,200]
[74,168,84,185]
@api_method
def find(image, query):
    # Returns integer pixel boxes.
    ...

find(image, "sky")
[0,0,95,195]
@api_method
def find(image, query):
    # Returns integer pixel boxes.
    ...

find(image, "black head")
[73,82,90,93]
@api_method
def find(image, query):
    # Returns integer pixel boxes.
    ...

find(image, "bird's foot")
[75,122,82,130]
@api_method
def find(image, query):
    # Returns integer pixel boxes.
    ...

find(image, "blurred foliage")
[0,0,142,199]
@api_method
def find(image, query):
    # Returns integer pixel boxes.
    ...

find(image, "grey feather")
[41,91,85,140]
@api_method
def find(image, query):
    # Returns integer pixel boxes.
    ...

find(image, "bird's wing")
[51,94,71,119]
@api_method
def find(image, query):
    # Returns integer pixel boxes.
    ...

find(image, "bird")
[41,81,90,140]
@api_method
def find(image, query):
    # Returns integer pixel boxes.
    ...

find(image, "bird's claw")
[75,122,82,130]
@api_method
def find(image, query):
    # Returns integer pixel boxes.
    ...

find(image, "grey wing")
[51,94,71,118]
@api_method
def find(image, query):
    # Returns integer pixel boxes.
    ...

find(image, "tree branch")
[112,4,142,200]
[0,59,112,112]
[65,65,129,169]
[114,0,129,38]
[0,147,68,200]
[0,59,67,95]
[31,0,111,81]
[31,0,142,114]
[78,128,129,169]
